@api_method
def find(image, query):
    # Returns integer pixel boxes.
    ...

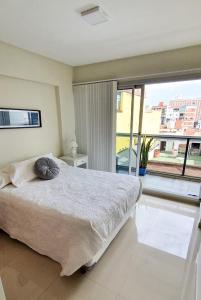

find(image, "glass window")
[142,79,201,137]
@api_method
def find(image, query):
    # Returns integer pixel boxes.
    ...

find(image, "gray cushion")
[34,157,60,180]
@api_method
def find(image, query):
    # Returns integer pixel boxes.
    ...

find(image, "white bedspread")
[0,165,141,275]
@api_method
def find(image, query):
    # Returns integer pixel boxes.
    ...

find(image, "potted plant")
[139,136,154,176]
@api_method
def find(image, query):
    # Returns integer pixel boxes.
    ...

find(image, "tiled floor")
[117,170,200,201]
[0,195,200,300]
[142,174,200,200]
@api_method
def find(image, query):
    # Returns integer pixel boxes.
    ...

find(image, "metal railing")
[116,132,201,180]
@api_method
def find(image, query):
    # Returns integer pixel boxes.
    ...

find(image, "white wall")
[0,42,75,166]
[0,76,61,166]
[73,45,201,83]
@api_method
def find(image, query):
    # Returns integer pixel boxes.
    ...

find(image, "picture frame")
[0,108,42,129]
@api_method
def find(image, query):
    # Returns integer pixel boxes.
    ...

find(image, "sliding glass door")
[116,79,201,181]
[142,80,201,180]
[116,85,144,175]
[116,89,132,174]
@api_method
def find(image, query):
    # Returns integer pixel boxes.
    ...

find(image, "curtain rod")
[72,67,201,86]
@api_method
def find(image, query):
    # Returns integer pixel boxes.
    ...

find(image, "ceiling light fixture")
[81,6,108,25]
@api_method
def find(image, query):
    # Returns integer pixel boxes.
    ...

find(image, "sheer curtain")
[73,81,117,172]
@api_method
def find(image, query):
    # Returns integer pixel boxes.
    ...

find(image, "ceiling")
[0,0,201,66]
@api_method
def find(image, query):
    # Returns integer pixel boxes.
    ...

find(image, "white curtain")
[73,81,117,172]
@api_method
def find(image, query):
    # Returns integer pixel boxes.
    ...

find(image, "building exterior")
[152,101,167,125]
[165,106,180,130]
[151,99,201,156]
[116,93,201,173]
[169,98,201,122]
[116,90,161,133]
[179,105,197,135]
[150,98,201,136]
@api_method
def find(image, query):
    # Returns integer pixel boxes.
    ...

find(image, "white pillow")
[10,153,56,187]
[0,165,11,189]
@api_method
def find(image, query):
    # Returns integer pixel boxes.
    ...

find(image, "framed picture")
[0,108,42,129]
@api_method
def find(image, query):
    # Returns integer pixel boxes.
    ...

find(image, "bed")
[0,163,141,276]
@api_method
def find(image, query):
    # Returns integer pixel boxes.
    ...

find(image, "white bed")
[0,164,141,276]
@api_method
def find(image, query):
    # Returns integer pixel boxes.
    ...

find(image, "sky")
[145,79,201,106]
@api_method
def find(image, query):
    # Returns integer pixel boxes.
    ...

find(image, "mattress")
[0,165,141,275]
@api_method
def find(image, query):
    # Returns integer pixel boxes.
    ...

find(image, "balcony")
[116,133,201,178]
[116,133,201,201]
[148,152,201,177]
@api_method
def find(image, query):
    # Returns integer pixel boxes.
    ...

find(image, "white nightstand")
[60,154,88,168]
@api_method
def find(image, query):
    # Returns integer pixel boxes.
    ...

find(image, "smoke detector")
[81,6,108,25]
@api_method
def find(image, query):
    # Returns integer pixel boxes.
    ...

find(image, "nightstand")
[60,154,88,168]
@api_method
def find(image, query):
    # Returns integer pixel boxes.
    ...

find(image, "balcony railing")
[116,133,201,180]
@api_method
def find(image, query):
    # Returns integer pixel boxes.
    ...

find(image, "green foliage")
[140,136,154,168]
